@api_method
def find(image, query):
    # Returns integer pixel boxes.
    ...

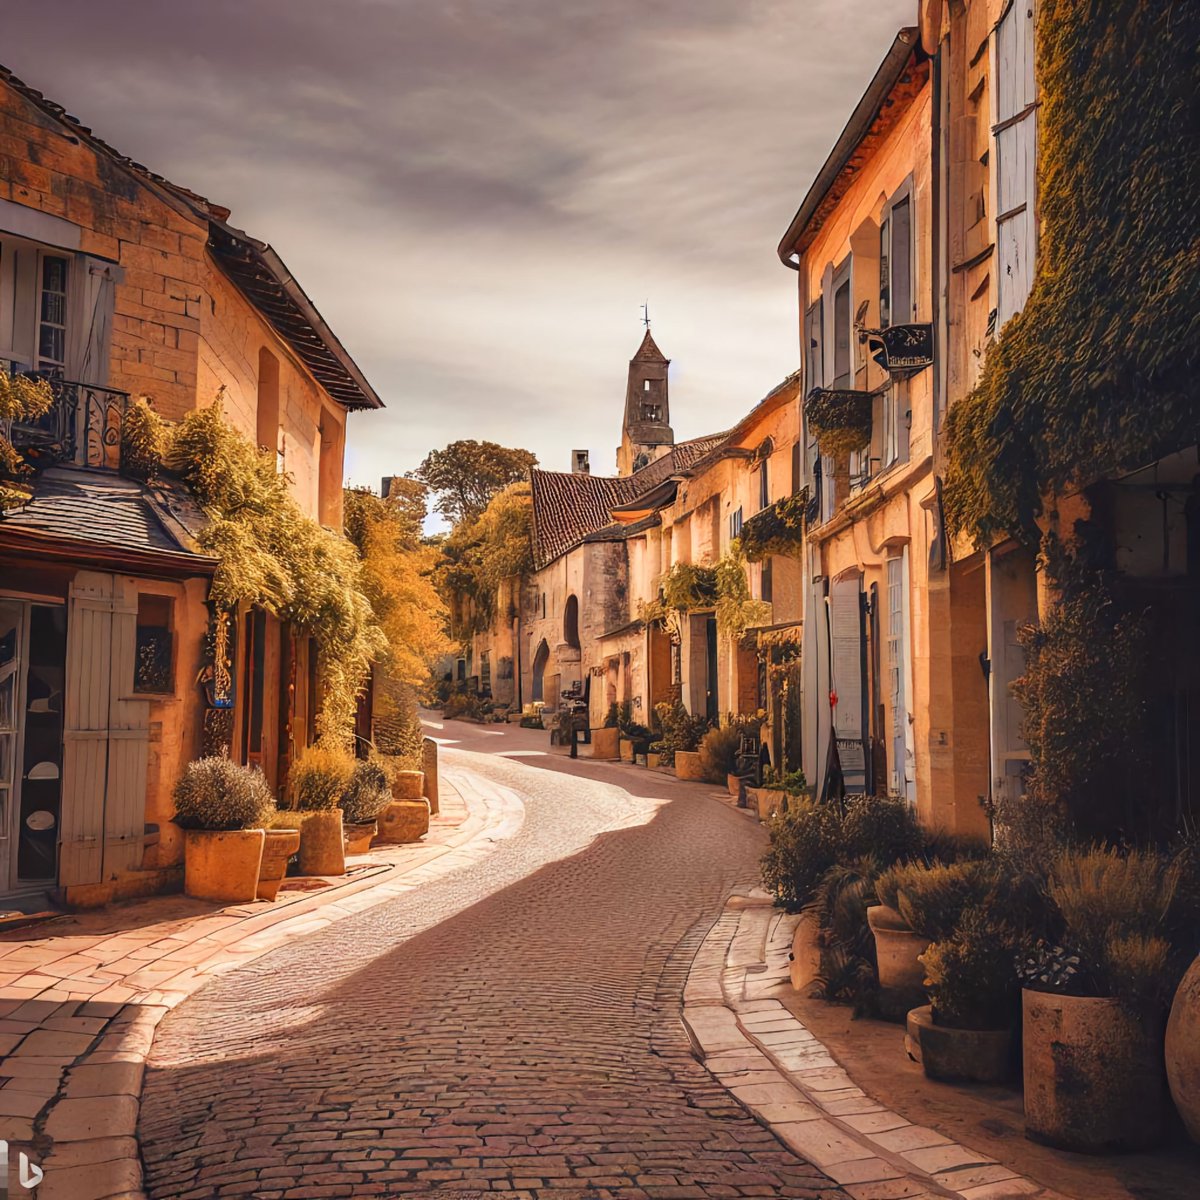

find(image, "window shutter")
[829,575,868,794]
[65,258,120,386]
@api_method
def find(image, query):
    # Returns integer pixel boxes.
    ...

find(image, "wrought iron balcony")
[3,358,130,472]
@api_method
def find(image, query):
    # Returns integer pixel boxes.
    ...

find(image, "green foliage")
[0,372,54,510]
[659,562,718,612]
[805,389,872,458]
[943,0,1200,545]
[119,398,166,483]
[715,544,772,637]
[889,861,997,942]
[289,743,356,812]
[921,910,1020,1030]
[414,439,537,525]
[762,765,809,797]
[172,756,274,831]
[810,860,880,1014]
[762,794,924,912]
[698,714,764,781]
[1012,527,1151,838]
[339,759,393,825]
[1045,846,1184,1010]
[165,398,386,741]
[650,701,711,765]
[739,492,808,562]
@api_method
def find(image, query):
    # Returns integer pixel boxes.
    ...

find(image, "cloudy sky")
[8,0,911,493]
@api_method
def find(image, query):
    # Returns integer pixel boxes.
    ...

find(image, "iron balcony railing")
[2,357,130,471]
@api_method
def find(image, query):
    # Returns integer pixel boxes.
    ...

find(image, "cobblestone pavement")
[139,722,848,1199]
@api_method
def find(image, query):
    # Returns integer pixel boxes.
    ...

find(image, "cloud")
[6,0,914,487]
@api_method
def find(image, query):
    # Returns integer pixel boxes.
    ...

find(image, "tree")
[412,440,537,525]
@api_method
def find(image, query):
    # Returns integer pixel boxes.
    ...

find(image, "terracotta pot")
[1166,954,1200,1143]
[726,773,744,798]
[619,738,635,763]
[747,787,787,822]
[590,727,620,760]
[297,809,345,877]
[674,750,705,781]
[375,798,431,844]
[789,911,822,994]
[906,1005,1011,1084]
[646,752,661,770]
[867,904,930,1022]
[392,769,425,800]
[256,828,301,901]
[184,829,265,904]
[1022,989,1166,1153]
[343,821,378,855]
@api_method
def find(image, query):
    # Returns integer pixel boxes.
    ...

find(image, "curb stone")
[683,893,1076,1200]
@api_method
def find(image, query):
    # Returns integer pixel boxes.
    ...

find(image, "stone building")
[0,67,382,905]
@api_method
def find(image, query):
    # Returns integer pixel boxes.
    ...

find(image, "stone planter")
[343,821,378,855]
[1023,989,1167,1153]
[789,911,822,994]
[646,752,661,770]
[297,809,345,877]
[375,798,431,844]
[619,737,635,763]
[392,769,425,800]
[726,773,744,798]
[257,827,301,901]
[1167,954,1200,1143]
[867,904,930,1022]
[747,786,788,822]
[907,1005,1011,1084]
[184,829,265,904]
[674,750,705,781]
[590,727,620,760]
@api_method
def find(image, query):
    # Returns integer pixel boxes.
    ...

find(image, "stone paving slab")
[0,766,524,1200]
[683,901,1079,1200]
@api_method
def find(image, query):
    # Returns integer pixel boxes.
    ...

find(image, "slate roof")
[0,466,215,573]
[530,434,725,568]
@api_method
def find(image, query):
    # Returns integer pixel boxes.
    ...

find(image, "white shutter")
[65,257,119,386]
[995,1,1038,326]
[60,573,114,887]
[59,573,149,887]
[887,552,917,805]
[829,575,867,794]
[104,577,150,875]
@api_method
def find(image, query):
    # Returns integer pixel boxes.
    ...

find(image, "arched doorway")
[531,639,550,703]
[563,595,580,650]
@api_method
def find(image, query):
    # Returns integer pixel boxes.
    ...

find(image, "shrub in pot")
[289,744,355,876]
[1020,847,1186,1153]
[912,908,1018,1083]
[339,758,392,853]
[173,757,272,903]
[698,715,763,786]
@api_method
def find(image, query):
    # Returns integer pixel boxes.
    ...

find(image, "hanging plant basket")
[739,493,808,561]
[806,388,873,458]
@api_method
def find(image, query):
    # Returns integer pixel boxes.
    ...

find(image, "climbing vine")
[715,543,771,638]
[0,372,55,510]
[943,0,1200,547]
[805,389,872,459]
[658,561,718,612]
[739,492,808,562]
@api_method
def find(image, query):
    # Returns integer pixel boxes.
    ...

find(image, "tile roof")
[530,434,725,568]
[0,466,215,571]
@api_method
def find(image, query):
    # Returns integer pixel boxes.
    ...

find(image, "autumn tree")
[412,440,537,525]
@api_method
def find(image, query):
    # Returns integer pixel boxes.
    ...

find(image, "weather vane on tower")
[641,301,651,330]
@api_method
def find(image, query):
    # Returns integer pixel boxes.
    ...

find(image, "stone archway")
[531,639,550,703]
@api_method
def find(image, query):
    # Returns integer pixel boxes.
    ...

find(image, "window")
[642,403,662,422]
[880,195,912,328]
[643,379,651,392]
[791,441,802,493]
[256,347,281,464]
[38,255,68,369]
[134,594,175,694]
[730,506,744,540]
[758,461,769,511]
[761,559,774,604]
[564,595,580,649]
[240,608,267,769]
[804,299,824,396]
[832,274,852,389]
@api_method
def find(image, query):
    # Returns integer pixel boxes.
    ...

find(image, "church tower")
[617,328,674,476]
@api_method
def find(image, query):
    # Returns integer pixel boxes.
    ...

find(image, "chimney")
[381,475,399,498]
[571,449,590,475]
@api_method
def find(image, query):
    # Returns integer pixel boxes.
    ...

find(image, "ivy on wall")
[739,493,808,562]
[715,544,772,638]
[943,0,1200,548]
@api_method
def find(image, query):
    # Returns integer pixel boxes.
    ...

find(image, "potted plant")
[1020,847,1186,1153]
[288,744,354,876]
[871,860,989,1022]
[173,757,272,903]
[339,759,392,853]
[747,766,806,822]
[260,812,302,901]
[698,715,763,792]
[910,908,1018,1083]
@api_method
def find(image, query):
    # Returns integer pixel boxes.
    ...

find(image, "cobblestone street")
[138,721,846,1199]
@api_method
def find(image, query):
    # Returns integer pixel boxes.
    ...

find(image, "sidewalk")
[0,765,525,1200]
[684,894,1195,1200]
